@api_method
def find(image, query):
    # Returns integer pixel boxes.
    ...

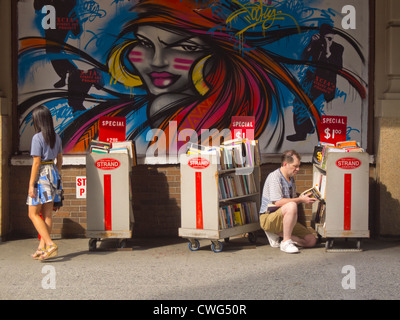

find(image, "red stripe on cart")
[195,172,204,229]
[344,174,352,231]
[104,174,112,231]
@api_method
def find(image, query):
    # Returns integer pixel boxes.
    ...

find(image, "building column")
[374,0,400,236]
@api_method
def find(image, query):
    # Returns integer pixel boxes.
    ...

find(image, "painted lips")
[148,72,179,88]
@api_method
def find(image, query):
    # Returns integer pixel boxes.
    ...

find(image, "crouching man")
[260,150,317,253]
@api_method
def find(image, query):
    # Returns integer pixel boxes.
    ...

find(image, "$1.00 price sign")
[319,115,347,145]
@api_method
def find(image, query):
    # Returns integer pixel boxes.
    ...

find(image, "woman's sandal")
[39,244,58,261]
[32,248,45,260]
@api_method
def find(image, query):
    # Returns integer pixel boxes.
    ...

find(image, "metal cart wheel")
[356,238,362,250]
[248,232,257,243]
[325,238,333,250]
[89,238,97,251]
[188,239,200,251]
[119,239,128,249]
[211,240,223,253]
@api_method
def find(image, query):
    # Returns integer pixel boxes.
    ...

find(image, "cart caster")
[248,232,257,244]
[356,239,362,250]
[89,238,98,251]
[188,239,200,251]
[119,239,128,249]
[211,240,223,253]
[325,238,333,250]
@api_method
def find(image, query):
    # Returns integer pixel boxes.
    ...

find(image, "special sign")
[231,116,255,140]
[320,115,347,145]
[99,116,126,143]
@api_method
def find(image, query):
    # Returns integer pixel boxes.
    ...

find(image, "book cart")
[178,140,261,253]
[311,151,370,251]
[86,141,135,250]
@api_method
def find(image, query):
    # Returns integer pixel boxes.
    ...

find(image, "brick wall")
[9,165,88,238]
[8,163,314,239]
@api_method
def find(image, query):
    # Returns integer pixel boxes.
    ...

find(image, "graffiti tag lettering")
[226,1,300,36]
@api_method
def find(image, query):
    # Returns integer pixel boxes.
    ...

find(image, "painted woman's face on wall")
[129,25,210,96]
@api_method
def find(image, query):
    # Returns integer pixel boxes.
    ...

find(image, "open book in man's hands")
[300,186,323,201]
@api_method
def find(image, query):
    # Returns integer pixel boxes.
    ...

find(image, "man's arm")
[274,193,316,207]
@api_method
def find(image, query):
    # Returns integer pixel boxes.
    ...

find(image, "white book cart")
[311,152,370,251]
[86,152,134,250]
[179,151,260,253]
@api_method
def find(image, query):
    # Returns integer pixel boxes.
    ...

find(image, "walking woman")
[27,105,63,260]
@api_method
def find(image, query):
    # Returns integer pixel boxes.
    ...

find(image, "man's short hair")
[281,150,301,166]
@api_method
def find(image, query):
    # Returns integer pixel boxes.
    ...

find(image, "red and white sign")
[76,176,86,198]
[99,116,126,143]
[188,157,210,169]
[96,158,121,170]
[231,116,255,140]
[336,157,361,170]
[320,115,347,145]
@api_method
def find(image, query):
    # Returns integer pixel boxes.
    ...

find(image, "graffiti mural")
[17,0,369,158]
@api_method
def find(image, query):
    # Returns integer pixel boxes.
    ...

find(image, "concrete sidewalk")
[1,235,399,300]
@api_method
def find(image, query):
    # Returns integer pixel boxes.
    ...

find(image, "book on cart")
[179,139,261,252]
[219,139,260,171]
[186,142,220,155]
[314,140,365,169]
[310,150,370,249]
[218,201,258,229]
[111,140,137,166]
[89,139,111,153]
[336,140,358,148]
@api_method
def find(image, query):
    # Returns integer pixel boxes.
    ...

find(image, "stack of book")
[90,140,111,153]
[109,140,137,166]
[89,139,137,166]
[312,140,364,169]
[219,201,258,229]
[185,139,261,171]
[186,143,220,156]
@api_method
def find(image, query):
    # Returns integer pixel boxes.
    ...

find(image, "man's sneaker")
[280,239,300,254]
[265,231,280,248]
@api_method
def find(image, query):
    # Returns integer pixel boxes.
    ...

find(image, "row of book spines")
[219,202,259,229]
[186,141,260,168]
[219,141,260,170]
[218,174,257,200]
[314,202,326,225]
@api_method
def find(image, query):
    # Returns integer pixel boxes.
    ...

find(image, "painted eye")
[138,39,153,48]
[136,35,153,49]
[179,44,202,52]
[171,42,207,53]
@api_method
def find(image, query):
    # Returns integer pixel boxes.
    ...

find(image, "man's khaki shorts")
[259,207,311,239]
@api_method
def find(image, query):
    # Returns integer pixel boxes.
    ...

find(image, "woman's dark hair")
[32,105,56,149]
[281,150,301,166]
